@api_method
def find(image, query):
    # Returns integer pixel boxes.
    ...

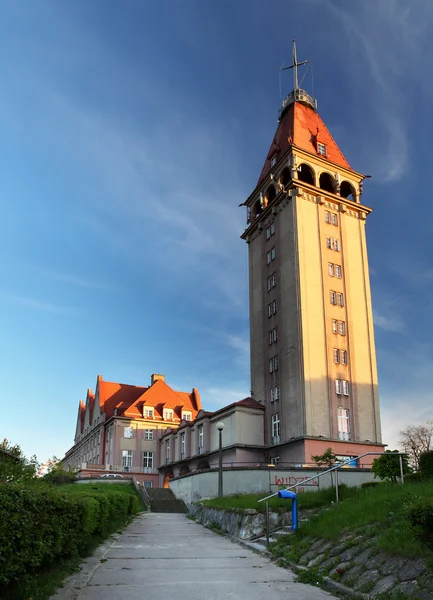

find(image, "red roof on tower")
[258,98,352,186]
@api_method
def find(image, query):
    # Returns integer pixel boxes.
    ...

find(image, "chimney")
[151,373,165,385]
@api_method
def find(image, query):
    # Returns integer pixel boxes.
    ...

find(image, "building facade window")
[198,426,204,453]
[273,300,277,314]
[332,319,338,334]
[326,236,332,249]
[337,408,350,440]
[268,272,277,290]
[143,451,153,472]
[165,440,170,464]
[333,239,340,251]
[163,409,174,420]
[332,213,338,226]
[124,427,133,439]
[182,411,192,421]
[144,429,153,441]
[341,350,348,365]
[335,379,343,395]
[328,263,334,276]
[271,413,280,442]
[333,348,340,363]
[337,293,344,306]
[339,321,346,335]
[122,450,133,472]
[271,247,276,261]
[144,407,154,418]
[268,327,278,344]
[325,211,331,223]
[180,433,186,459]
[343,380,350,396]
[268,303,272,318]
[335,265,342,278]
[330,291,337,305]
[143,480,153,488]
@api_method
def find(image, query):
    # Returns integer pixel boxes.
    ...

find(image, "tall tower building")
[241,45,384,465]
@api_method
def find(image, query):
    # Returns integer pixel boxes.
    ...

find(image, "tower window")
[333,239,340,251]
[339,321,346,335]
[270,385,280,402]
[328,263,334,276]
[335,379,343,395]
[325,211,331,224]
[337,408,350,440]
[335,265,342,278]
[337,293,344,307]
[330,291,337,305]
[317,142,327,156]
[333,349,340,363]
[266,220,275,240]
[340,181,356,201]
[341,350,348,365]
[332,319,338,334]
[343,380,350,396]
[269,356,279,373]
[326,237,332,249]
[273,300,277,314]
[271,413,280,441]
[269,327,278,345]
[271,247,276,260]
[332,213,338,226]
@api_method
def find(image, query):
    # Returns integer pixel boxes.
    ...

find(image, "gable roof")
[258,101,352,186]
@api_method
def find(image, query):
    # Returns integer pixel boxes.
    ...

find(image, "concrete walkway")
[52,513,334,600]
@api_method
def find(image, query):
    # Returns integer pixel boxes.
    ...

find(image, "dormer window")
[163,408,174,420]
[144,407,154,418]
[270,155,277,167]
[317,142,327,156]
[182,411,192,421]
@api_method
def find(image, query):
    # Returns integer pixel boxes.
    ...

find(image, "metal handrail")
[258,451,408,503]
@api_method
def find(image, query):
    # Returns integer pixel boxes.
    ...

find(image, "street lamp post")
[216,421,225,497]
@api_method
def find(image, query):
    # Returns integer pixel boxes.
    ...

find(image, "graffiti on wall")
[273,475,319,494]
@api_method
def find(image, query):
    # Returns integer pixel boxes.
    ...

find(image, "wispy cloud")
[317,0,433,183]
[204,386,250,411]
[381,392,433,450]
[31,266,109,290]
[0,291,73,314]
[373,310,404,333]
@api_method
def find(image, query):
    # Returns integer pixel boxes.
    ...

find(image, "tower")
[241,44,384,465]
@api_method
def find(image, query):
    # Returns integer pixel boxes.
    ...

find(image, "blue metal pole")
[291,498,298,531]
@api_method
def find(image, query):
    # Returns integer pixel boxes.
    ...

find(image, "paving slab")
[51,512,335,600]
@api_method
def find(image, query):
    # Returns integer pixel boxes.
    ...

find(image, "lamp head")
[216,421,225,431]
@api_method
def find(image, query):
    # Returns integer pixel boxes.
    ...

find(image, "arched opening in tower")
[298,163,315,185]
[340,181,356,201]
[280,167,291,187]
[266,184,276,204]
[319,172,336,194]
[253,198,262,219]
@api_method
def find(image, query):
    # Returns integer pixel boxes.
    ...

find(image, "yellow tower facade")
[241,75,384,466]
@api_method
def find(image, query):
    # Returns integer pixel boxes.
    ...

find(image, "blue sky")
[1,0,432,462]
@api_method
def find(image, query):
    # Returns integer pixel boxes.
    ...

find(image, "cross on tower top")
[280,40,310,92]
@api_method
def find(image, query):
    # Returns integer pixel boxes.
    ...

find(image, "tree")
[311,447,339,485]
[399,421,433,470]
[41,456,76,484]
[0,438,39,483]
[371,450,410,483]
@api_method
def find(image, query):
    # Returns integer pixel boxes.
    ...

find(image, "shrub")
[361,481,381,488]
[407,497,433,544]
[419,451,433,479]
[0,483,139,586]
[404,472,424,484]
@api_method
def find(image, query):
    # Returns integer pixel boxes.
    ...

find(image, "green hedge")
[407,497,433,544]
[419,451,433,479]
[0,483,139,585]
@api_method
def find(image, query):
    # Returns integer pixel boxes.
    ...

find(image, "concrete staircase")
[147,488,187,513]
